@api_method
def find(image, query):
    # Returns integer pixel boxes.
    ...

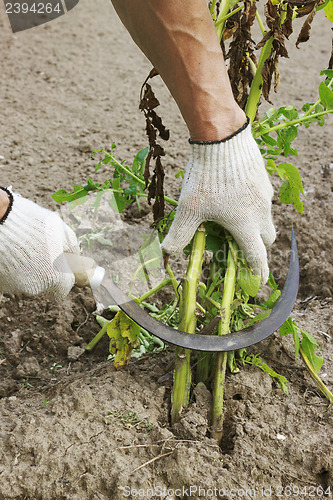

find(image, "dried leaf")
[139,71,169,222]
[144,149,153,187]
[149,110,170,141]
[222,21,239,42]
[295,2,316,16]
[262,54,275,104]
[296,3,316,47]
[153,157,165,221]
[139,83,160,111]
[256,31,273,50]
[274,55,280,92]
[256,0,294,103]
[227,0,257,108]
[286,0,315,6]
[282,3,293,39]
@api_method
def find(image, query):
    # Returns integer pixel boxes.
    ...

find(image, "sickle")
[100,229,299,352]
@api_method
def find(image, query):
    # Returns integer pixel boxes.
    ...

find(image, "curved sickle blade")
[101,229,299,352]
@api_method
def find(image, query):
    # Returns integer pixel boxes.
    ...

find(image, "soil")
[0,1,332,499]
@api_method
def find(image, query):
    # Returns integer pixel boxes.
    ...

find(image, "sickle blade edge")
[101,229,299,352]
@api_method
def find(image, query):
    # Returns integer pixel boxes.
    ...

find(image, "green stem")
[254,109,333,138]
[211,240,237,444]
[136,278,173,304]
[196,353,212,385]
[171,226,206,425]
[87,278,173,351]
[129,257,161,295]
[245,36,274,122]
[166,262,181,298]
[256,10,266,36]
[85,320,109,351]
[108,155,146,188]
[210,0,218,17]
[246,53,257,78]
[300,346,333,404]
[302,77,333,118]
[215,3,244,27]
[215,0,230,41]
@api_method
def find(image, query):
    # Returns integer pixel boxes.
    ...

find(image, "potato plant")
[54,0,333,443]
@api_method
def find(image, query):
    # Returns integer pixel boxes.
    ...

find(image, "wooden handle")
[63,253,98,288]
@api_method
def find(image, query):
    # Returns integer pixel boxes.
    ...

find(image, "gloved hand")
[161,118,276,284]
[0,187,79,301]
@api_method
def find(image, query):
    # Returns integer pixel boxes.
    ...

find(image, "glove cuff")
[0,187,14,225]
[185,116,266,187]
[189,116,250,145]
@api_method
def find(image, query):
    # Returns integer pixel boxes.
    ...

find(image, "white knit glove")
[161,119,276,284]
[0,187,79,300]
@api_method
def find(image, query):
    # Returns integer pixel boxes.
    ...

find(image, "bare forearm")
[110,0,245,140]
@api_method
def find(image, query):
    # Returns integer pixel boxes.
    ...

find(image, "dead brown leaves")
[226,0,258,109]
[139,69,170,222]
[292,0,325,47]
[255,1,294,103]
[225,0,324,107]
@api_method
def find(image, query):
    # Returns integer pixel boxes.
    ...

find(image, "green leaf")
[264,289,281,309]
[279,317,296,337]
[244,354,289,394]
[279,317,300,360]
[319,81,333,111]
[277,126,298,157]
[279,178,303,213]
[238,267,261,297]
[227,351,240,374]
[132,147,149,175]
[279,180,293,204]
[107,312,121,340]
[114,342,132,370]
[301,329,317,345]
[281,105,299,120]
[267,272,279,291]
[261,134,277,147]
[112,177,120,190]
[119,313,141,344]
[279,163,305,195]
[103,154,112,165]
[320,69,333,79]
[293,328,300,360]
[52,185,88,203]
[109,192,127,213]
[317,0,330,11]
[107,312,140,369]
[301,339,323,375]
[204,221,228,255]
[324,0,333,21]
[246,309,271,327]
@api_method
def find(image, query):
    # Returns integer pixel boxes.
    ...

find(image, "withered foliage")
[256,1,294,103]
[139,69,170,222]
[226,0,258,109]
[225,0,326,107]
[293,0,325,47]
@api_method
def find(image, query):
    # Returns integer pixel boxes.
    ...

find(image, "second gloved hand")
[161,119,276,284]
[0,187,80,301]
